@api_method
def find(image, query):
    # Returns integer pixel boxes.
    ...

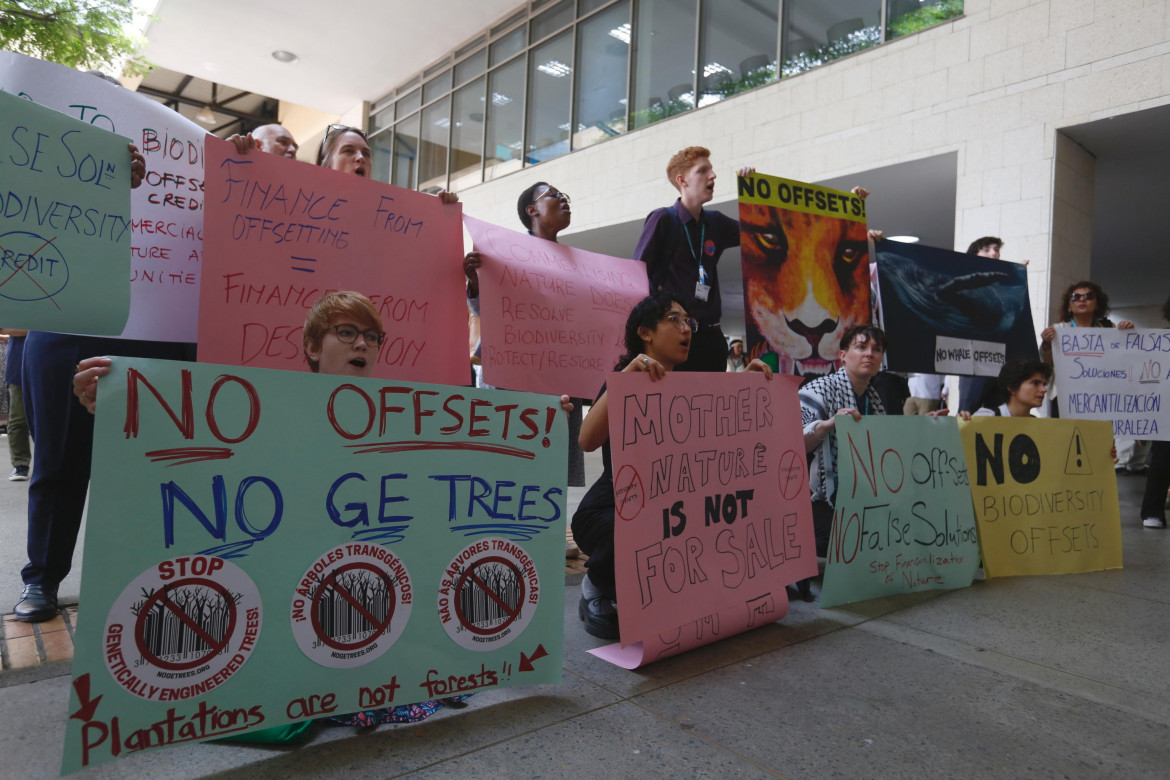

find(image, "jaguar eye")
[755,232,783,251]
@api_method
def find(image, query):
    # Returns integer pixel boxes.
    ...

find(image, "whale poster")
[875,242,1038,375]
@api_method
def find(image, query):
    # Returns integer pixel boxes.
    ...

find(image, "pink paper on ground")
[607,372,817,648]
[198,136,469,384]
[588,597,790,668]
[465,216,648,397]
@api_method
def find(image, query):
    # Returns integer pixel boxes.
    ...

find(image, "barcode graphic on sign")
[458,563,522,628]
[316,571,392,641]
[134,587,231,661]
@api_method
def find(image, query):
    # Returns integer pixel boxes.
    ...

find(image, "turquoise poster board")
[821,415,980,608]
[0,89,131,334]
[63,358,566,773]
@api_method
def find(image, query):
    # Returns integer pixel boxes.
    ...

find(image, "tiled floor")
[0,607,77,670]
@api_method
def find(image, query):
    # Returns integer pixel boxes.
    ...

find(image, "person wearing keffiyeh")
[799,325,888,557]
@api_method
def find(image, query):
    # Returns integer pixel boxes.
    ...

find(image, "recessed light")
[887,235,920,243]
[272,50,298,64]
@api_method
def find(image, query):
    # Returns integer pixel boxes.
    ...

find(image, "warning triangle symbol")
[1064,427,1092,475]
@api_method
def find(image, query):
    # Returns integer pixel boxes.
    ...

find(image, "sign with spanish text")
[958,417,1122,578]
[593,372,816,667]
[0,89,130,334]
[62,358,566,773]
[0,50,205,341]
[1052,327,1170,440]
[875,242,1038,374]
[820,416,980,607]
[737,172,870,377]
[464,216,648,397]
[199,136,469,384]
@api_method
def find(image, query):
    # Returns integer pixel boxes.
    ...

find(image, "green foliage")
[781,26,881,77]
[889,0,964,39]
[0,0,150,75]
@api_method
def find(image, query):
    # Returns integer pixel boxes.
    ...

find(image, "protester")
[726,338,748,372]
[958,236,1018,413]
[1040,280,1135,417]
[572,292,773,638]
[800,325,888,558]
[971,359,1052,418]
[228,123,299,157]
[1,328,30,480]
[1140,294,1170,529]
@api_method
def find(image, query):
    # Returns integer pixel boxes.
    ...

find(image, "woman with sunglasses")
[1040,281,1134,417]
[571,293,772,639]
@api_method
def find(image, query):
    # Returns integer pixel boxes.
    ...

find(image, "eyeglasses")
[663,312,698,332]
[328,324,386,347]
[1069,292,1097,302]
[536,187,571,204]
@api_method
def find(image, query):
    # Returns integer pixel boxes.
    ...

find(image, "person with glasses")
[571,292,772,639]
[1039,280,1134,417]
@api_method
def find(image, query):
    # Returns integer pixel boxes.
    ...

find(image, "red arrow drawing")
[71,674,103,722]
[518,643,549,672]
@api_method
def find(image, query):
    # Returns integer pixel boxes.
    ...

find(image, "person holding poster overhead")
[572,292,772,638]
[800,325,888,557]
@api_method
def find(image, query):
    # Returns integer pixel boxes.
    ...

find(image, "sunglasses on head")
[319,124,367,159]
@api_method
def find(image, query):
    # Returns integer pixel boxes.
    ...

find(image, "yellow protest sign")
[736,172,866,221]
[959,417,1122,578]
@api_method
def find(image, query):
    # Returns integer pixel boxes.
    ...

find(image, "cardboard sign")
[465,216,648,397]
[1052,327,1170,440]
[63,358,566,773]
[595,371,816,666]
[820,416,980,608]
[959,417,1122,578]
[738,173,870,376]
[0,50,205,341]
[875,242,1038,374]
[198,136,469,384]
[0,90,130,334]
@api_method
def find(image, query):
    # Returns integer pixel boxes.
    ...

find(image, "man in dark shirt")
[633,146,742,372]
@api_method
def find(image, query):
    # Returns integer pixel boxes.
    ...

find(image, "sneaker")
[8,466,28,481]
[1143,517,1166,528]
[578,594,619,640]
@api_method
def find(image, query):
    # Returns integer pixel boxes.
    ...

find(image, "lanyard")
[856,392,870,415]
[683,219,708,284]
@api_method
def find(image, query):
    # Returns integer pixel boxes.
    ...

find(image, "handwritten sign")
[0,90,130,334]
[597,372,816,666]
[1052,327,1170,440]
[820,416,980,607]
[1,50,206,341]
[464,216,648,397]
[959,417,1122,578]
[62,358,566,773]
[875,242,1038,374]
[738,172,870,375]
[199,136,468,384]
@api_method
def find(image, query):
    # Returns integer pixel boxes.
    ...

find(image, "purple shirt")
[632,199,740,324]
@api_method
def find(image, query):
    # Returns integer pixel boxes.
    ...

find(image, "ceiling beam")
[135,84,275,124]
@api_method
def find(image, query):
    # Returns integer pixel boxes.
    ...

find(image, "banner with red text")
[591,372,816,667]
[63,358,566,773]
[199,136,468,384]
[465,216,648,397]
[1,50,205,341]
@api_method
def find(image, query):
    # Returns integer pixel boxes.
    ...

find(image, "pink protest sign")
[599,372,817,664]
[199,136,468,384]
[465,216,648,397]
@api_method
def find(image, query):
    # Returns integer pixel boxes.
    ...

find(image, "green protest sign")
[821,416,980,608]
[0,89,131,334]
[63,358,566,773]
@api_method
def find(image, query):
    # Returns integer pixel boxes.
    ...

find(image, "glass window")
[455,49,487,85]
[395,88,421,120]
[531,0,573,42]
[782,0,880,77]
[370,104,394,134]
[631,0,697,129]
[490,24,525,66]
[526,31,573,166]
[450,76,486,191]
[573,0,630,150]
[418,98,450,194]
[580,0,613,14]
[484,57,525,181]
[698,0,778,107]
[423,69,452,104]
[391,114,419,189]
[370,130,393,184]
[887,0,963,40]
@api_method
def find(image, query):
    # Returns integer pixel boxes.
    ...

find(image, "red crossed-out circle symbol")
[133,577,236,672]
[777,449,805,500]
[310,562,397,651]
[453,556,525,636]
